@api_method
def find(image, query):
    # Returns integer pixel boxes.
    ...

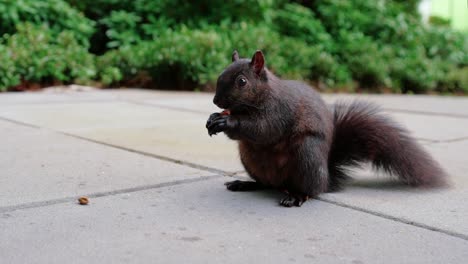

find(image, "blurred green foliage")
[0,0,94,45]
[0,0,467,93]
[0,23,96,90]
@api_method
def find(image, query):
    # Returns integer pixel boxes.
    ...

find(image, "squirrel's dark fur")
[206,50,447,207]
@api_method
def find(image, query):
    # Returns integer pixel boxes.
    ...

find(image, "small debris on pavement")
[78,197,89,205]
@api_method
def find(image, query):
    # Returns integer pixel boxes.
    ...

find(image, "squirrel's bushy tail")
[328,101,447,191]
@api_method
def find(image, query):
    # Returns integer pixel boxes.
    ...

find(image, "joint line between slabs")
[0,175,221,214]
[125,100,209,115]
[60,131,235,177]
[383,108,468,119]
[318,197,468,241]
[0,116,42,129]
[0,114,235,177]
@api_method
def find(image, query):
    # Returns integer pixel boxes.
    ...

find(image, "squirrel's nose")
[213,95,228,109]
[213,95,223,107]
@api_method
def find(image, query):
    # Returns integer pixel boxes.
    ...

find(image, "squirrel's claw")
[279,194,309,207]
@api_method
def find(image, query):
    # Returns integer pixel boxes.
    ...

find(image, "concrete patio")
[1,88,468,263]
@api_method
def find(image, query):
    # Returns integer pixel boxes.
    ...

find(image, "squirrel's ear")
[250,50,265,76]
[232,50,239,62]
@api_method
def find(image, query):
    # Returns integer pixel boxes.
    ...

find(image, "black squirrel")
[206,50,447,207]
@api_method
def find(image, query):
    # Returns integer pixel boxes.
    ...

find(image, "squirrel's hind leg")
[280,136,329,207]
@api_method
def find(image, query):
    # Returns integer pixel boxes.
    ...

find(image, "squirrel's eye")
[237,78,247,87]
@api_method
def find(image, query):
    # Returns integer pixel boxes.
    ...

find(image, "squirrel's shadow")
[232,179,411,202]
[224,174,445,204]
[346,179,411,190]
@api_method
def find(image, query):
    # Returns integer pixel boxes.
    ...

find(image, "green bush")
[445,67,468,93]
[429,16,451,27]
[96,26,228,89]
[335,31,391,88]
[273,3,333,50]
[0,44,19,91]
[0,0,94,45]
[95,22,343,89]
[0,23,96,90]
[423,27,468,66]
[0,0,466,93]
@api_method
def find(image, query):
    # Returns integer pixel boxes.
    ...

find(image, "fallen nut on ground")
[78,197,89,205]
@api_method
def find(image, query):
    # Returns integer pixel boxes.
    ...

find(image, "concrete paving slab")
[142,96,468,143]
[141,95,217,114]
[2,93,467,177]
[137,91,468,118]
[0,92,73,105]
[4,97,467,144]
[1,178,467,264]
[322,140,468,237]
[143,95,468,141]
[0,102,243,172]
[101,90,468,143]
[430,141,468,180]
[0,102,167,130]
[0,89,116,105]
[4,90,467,143]
[4,89,466,117]
[75,126,243,173]
[219,139,468,237]
[2,97,466,175]
[322,94,468,117]
[0,119,206,208]
[110,89,214,103]
[138,92,468,142]
[386,112,468,142]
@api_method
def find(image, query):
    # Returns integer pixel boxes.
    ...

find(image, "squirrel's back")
[278,79,334,138]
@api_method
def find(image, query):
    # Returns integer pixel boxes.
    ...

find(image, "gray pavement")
[1,88,468,263]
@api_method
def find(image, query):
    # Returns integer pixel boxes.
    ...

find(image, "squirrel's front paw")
[206,113,221,128]
[206,114,229,136]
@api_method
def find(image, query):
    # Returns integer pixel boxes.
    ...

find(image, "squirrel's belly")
[238,141,292,187]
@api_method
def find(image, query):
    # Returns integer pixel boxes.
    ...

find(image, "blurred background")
[0,0,467,94]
